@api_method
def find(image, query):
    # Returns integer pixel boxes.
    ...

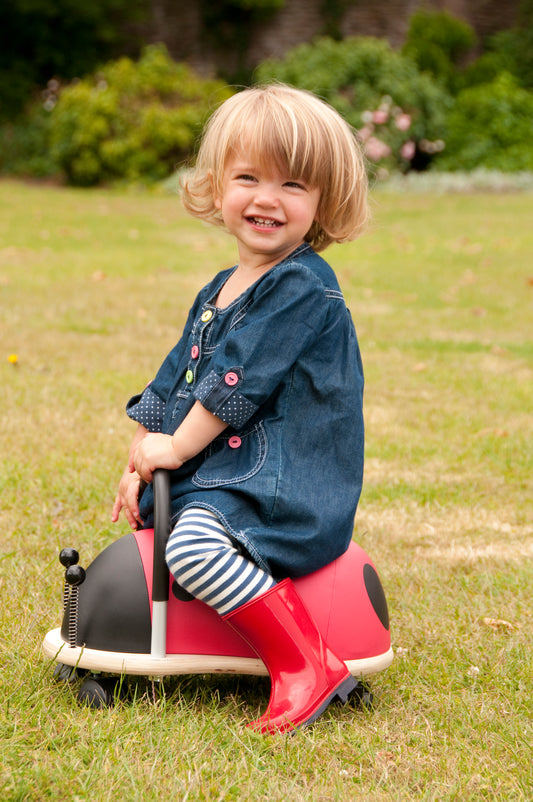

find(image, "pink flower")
[400,140,416,160]
[365,137,392,161]
[372,109,389,125]
[357,124,374,143]
[395,113,411,131]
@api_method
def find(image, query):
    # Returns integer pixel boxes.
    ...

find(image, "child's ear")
[208,170,222,210]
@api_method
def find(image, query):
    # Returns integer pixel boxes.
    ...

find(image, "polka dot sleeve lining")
[194,370,258,429]
[126,386,166,432]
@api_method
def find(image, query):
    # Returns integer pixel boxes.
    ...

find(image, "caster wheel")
[78,677,120,709]
[351,681,375,710]
[53,663,79,684]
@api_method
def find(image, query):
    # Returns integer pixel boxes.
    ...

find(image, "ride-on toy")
[43,470,393,709]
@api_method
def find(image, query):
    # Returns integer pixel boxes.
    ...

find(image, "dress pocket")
[192,422,267,488]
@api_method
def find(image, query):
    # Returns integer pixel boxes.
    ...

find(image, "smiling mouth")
[247,216,282,228]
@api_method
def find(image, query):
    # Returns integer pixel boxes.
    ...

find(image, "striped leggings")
[165,508,276,615]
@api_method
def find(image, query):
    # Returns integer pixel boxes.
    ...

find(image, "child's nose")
[254,183,279,207]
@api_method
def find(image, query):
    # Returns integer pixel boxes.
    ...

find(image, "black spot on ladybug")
[363,563,389,630]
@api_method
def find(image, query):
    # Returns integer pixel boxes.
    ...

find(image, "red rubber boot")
[223,577,356,734]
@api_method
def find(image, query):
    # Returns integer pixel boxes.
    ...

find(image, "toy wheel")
[53,663,85,684]
[77,676,121,709]
[351,681,375,710]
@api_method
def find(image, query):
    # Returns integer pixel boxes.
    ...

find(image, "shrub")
[255,36,452,174]
[434,73,533,172]
[461,27,533,91]
[0,103,57,178]
[402,10,477,93]
[50,45,232,186]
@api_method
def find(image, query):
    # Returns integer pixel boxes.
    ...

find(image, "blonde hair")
[180,84,369,251]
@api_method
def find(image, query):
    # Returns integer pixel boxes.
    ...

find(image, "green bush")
[0,104,58,178]
[461,28,533,91]
[434,73,533,172]
[402,10,477,93]
[50,45,233,186]
[255,36,452,173]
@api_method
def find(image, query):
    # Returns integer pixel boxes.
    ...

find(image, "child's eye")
[284,180,306,190]
[236,174,256,182]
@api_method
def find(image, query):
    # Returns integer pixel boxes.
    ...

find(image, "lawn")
[0,178,531,800]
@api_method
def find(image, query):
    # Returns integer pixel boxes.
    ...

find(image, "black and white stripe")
[166,508,275,615]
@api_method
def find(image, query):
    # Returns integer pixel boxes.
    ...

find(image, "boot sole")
[252,674,358,735]
[300,674,358,730]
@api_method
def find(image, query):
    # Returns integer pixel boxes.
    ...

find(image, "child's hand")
[133,433,184,482]
[111,467,144,530]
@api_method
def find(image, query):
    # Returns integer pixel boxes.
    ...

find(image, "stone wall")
[146,0,520,76]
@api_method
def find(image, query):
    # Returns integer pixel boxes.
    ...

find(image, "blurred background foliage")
[48,47,232,186]
[0,0,147,121]
[1,0,533,184]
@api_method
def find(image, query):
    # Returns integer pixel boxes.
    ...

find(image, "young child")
[112,84,369,734]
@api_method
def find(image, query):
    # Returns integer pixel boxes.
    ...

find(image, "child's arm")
[133,401,228,483]
[111,423,148,528]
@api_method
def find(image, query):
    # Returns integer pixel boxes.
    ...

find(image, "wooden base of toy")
[43,627,393,678]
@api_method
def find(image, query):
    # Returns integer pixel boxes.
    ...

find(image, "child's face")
[213,153,320,270]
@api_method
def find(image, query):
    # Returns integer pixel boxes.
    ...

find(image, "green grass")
[1,178,532,800]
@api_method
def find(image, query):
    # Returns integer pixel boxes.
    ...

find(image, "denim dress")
[127,244,364,579]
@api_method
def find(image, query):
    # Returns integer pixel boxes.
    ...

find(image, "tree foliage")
[434,72,533,172]
[0,0,147,120]
[401,9,477,93]
[2,4,533,180]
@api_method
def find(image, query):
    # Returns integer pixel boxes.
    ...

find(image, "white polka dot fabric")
[194,372,218,399]
[195,370,257,428]
[127,386,165,431]
[219,394,257,427]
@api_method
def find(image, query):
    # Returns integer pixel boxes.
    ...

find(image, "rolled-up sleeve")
[124,298,200,431]
[126,384,166,431]
[194,368,259,428]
